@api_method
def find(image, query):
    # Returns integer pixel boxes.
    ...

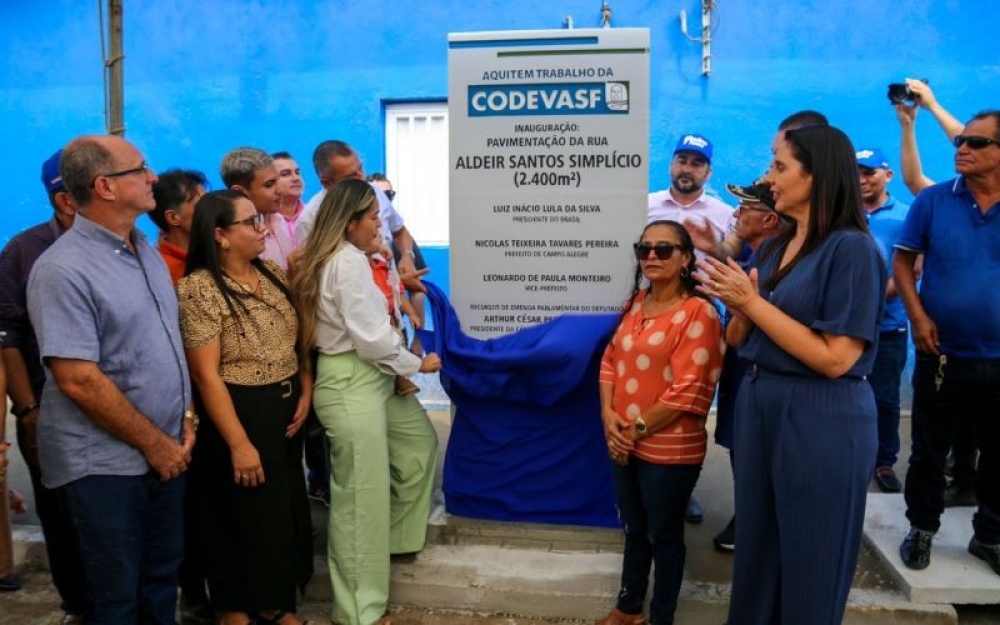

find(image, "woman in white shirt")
[291,178,440,625]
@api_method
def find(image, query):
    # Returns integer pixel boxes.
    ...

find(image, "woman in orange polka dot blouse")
[595,220,725,625]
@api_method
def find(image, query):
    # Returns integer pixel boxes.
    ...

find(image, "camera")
[887,79,928,105]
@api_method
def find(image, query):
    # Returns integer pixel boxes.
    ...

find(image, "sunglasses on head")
[953,135,1000,150]
[633,242,682,261]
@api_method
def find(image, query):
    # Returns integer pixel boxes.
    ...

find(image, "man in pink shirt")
[272,151,306,245]
[647,134,733,523]
[220,147,295,270]
[648,133,734,263]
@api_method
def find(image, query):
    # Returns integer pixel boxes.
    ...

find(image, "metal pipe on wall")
[679,0,714,76]
[106,0,125,136]
[701,0,713,76]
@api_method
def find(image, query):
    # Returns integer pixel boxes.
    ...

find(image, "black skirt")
[193,376,313,613]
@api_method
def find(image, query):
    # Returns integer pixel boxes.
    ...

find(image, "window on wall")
[384,102,449,246]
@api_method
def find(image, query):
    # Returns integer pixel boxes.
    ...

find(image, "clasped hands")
[694,257,760,318]
[603,408,638,466]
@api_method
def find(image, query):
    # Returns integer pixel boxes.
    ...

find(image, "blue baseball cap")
[41,149,65,193]
[674,133,713,163]
[856,147,890,170]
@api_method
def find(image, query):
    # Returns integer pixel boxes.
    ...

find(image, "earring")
[680,267,690,277]
[220,240,230,250]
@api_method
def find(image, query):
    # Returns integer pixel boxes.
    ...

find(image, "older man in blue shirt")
[27,135,196,624]
[894,111,1000,576]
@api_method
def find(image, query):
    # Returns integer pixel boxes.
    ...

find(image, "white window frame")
[384,101,450,246]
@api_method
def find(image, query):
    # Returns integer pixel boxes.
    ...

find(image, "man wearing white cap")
[856,147,911,495]
[648,133,733,524]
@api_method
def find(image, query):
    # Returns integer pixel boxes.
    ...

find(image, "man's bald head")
[772,110,830,153]
[60,135,121,206]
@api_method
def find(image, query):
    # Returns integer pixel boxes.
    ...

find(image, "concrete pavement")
[4,388,1000,623]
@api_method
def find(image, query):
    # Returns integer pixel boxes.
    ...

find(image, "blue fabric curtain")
[416,282,620,527]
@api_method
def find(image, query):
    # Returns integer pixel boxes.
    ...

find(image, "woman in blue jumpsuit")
[698,125,886,624]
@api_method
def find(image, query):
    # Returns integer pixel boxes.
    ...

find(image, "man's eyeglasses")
[737,203,772,214]
[232,213,268,232]
[89,163,152,188]
[633,242,682,261]
[953,135,1000,150]
[384,189,396,201]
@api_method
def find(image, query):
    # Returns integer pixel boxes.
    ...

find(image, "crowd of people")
[596,81,1000,625]
[0,138,435,625]
[0,77,998,625]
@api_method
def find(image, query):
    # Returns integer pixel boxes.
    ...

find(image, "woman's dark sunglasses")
[953,135,999,150]
[633,242,681,261]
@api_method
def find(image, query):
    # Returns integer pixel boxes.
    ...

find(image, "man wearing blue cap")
[856,147,911,494]
[648,133,733,263]
[647,134,732,524]
[0,150,85,621]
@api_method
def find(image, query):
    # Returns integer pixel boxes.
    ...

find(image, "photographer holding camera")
[892,78,965,194]
[892,79,980,510]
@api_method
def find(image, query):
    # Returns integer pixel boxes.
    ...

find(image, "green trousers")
[314,352,438,625]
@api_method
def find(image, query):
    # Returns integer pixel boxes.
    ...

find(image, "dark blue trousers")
[15,421,87,615]
[612,458,700,625]
[728,370,876,625]
[61,473,185,625]
[870,329,908,468]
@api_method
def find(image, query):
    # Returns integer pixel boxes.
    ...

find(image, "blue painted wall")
[1,1,996,383]
[3,0,997,240]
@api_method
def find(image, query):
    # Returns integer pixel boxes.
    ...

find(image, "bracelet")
[11,402,40,419]
[184,409,200,430]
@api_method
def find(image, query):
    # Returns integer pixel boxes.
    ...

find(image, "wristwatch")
[634,417,648,438]
[403,250,416,260]
[184,408,200,430]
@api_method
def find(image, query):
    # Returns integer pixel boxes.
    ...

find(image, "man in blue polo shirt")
[855,147,911,494]
[894,110,1000,575]
[27,135,196,622]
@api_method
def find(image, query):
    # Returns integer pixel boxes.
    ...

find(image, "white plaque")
[448,28,650,337]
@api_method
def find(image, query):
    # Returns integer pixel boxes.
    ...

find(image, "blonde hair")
[291,179,377,362]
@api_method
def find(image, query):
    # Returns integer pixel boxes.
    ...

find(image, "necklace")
[223,267,260,294]
[632,292,687,333]
[642,293,686,318]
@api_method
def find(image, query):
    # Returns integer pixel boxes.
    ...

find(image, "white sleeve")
[711,199,736,236]
[294,189,326,244]
[330,250,420,377]
[373,184,405,235]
